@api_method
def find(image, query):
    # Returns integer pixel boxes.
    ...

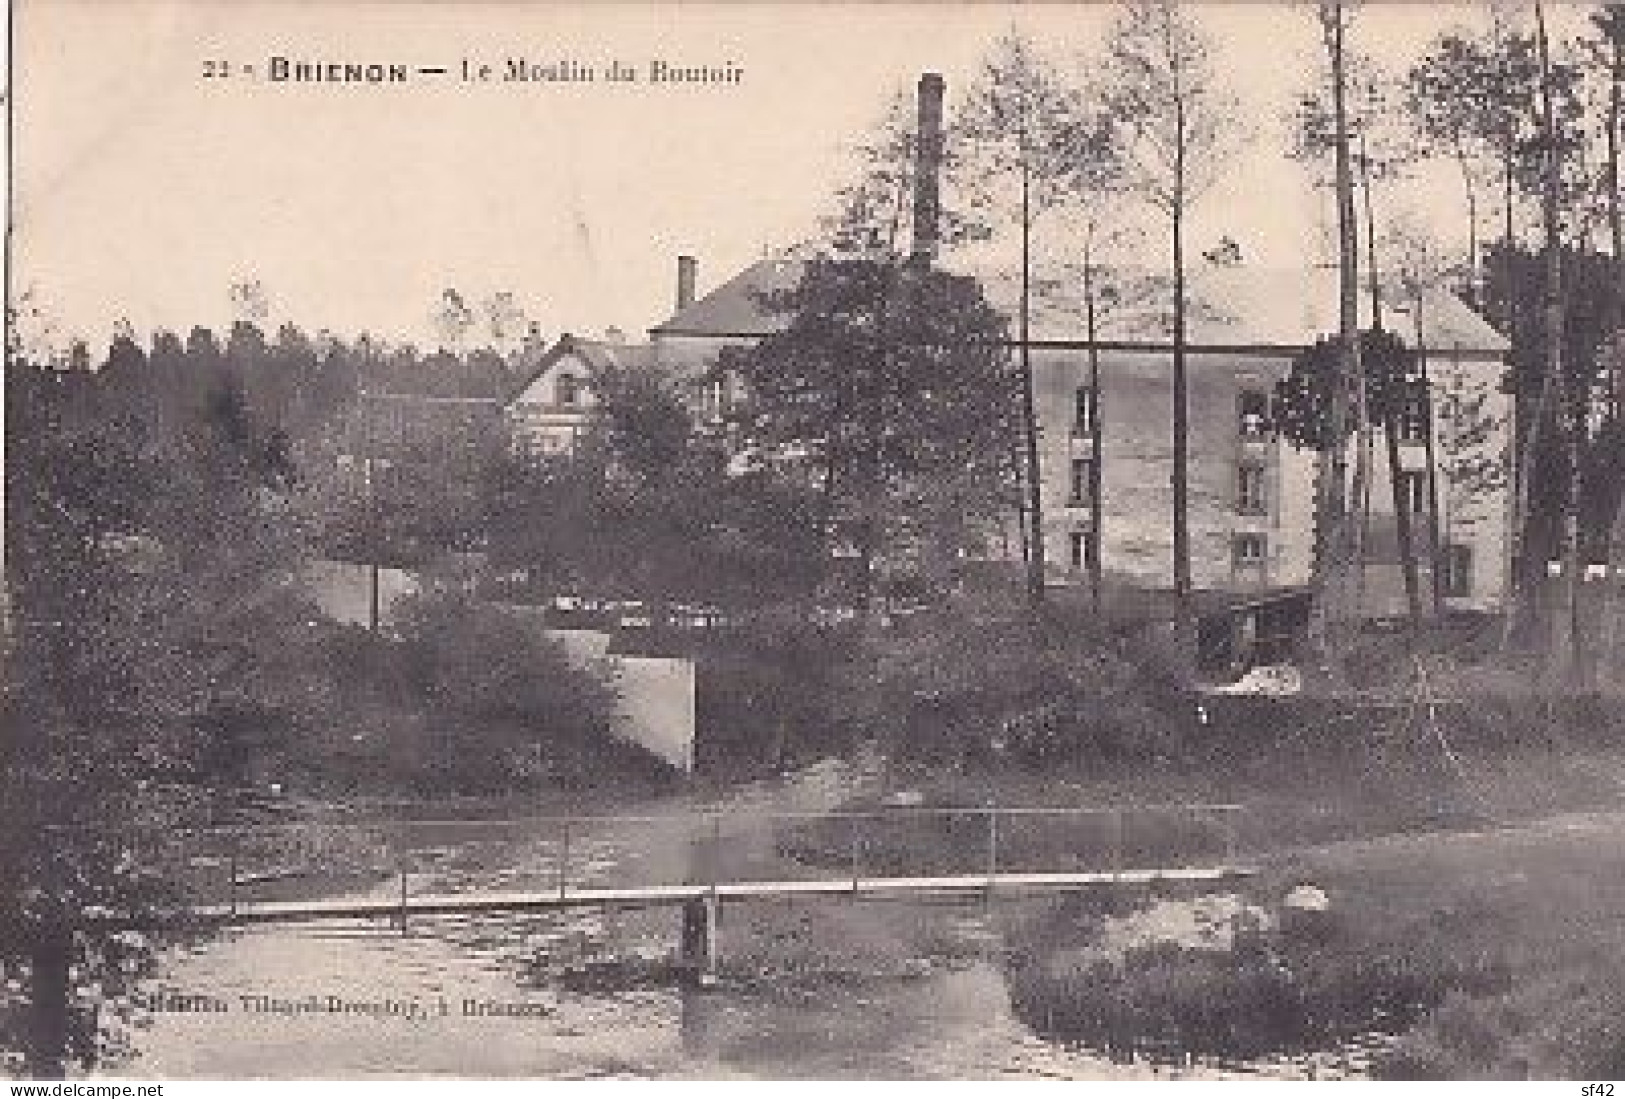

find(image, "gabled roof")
[651,256,809,338]
[650,254,1510,355]
[506,333,658,407]
[983,264,1510,353]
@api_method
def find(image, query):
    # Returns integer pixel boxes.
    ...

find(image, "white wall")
[544,628,696,772]
[299,559,420,631]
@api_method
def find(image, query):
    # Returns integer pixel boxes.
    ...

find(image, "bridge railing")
[85,802,1248,917]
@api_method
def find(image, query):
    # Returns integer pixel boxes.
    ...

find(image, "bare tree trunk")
[1171,133,1195,668]
[25,917,72,1079]
[1308,0,1355,682]
[1083,244,1105,613]
[1018,165,1046,607]
[1500,139,1532,651]
[1010,433,1030,576]
[1460,149,1481,304]
[1536,2,1582,688]
[1416,296,1447,617]
[1355,134,1381,620]
[1606,23,1625,690]
[1360,136,1424,630]
[1386,409,1426,626]
[1611,32,1624,304]
[1329,0,1363,650]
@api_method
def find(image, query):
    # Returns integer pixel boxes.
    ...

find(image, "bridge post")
[985,805,999,896]
[678,893,720,988]
[228,832,240,920]
[558,821,571,900]
[1111,808,1123,880]
[849,816,860,892]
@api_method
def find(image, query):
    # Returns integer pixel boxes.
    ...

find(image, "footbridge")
[79,803,1258,984]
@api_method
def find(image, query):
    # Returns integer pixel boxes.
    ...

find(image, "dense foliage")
[1273,328,1426,453]
[722,255,1019,610]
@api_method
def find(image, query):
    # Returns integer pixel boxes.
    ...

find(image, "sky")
[7,1,1598,352]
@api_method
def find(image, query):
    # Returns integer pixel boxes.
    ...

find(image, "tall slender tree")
[1100,0,1243,659]
[1535,1,1583,684]
[961,29,1100,605]
[1590,4,1625,685]
[1383,217,1460,616]
[1293,51,1428,627]
[1297,0,1365,672]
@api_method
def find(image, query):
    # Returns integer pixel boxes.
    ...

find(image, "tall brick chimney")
[676,255,698,313]
[912,72,945,265]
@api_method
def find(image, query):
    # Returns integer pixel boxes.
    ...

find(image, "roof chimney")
[912,73,945,265]
[676,255,698,313]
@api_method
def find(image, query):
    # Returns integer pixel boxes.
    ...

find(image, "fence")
[89,802,1249,920]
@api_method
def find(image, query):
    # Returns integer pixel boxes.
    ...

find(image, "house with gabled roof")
[503,332,657,458]
[646,72,1514,649]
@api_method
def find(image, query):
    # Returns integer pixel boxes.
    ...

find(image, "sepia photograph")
[3,0,1624,1084]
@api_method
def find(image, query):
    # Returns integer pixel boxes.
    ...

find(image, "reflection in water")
[103,759,1370,1079]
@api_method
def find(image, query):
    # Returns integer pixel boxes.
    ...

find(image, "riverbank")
[1266,810,1625,1078]
[167,701,1625,1079]
[755,711,1625,1078]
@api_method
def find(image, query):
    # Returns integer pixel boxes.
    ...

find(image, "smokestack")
[912,72,945,265]
[676,255,698,313]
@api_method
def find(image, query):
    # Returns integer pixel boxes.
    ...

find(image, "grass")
[775,698,1625,882]
[986,803,1625,1075]
[1266,814,1625,1078]
[763,692,1625,1077]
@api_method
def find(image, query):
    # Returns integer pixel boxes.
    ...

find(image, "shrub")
[830,591,1186,766]
[1003,889,1510,1065]
[385,589,622,791]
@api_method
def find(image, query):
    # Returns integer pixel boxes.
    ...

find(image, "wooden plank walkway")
[94,864,1258,928]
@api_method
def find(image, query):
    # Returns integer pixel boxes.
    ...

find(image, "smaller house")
[504,332,656,458]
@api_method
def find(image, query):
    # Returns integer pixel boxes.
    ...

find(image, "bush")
[1003,889,1509,1065]
[379,589,622,791]
[1376,975,1625,1080]
[830,591,1187,766]
[693,608,855,775]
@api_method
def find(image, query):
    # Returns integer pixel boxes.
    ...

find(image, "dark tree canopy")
[1273,327,1425,453]
[721,255,1018,602]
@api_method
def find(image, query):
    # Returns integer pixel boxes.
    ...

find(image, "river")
[100,757,1376,1080]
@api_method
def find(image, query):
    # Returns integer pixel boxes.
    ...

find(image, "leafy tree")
[1,334,314,1073]
[1406,33,1501,300]
[432,288,475,352]
[481,290,530,351]
[484,365,827,611]
[825,79,989,260]
[228,278,270,326]
[723,256,1017,616]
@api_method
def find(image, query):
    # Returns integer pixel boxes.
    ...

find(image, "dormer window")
[556,373,581,407]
